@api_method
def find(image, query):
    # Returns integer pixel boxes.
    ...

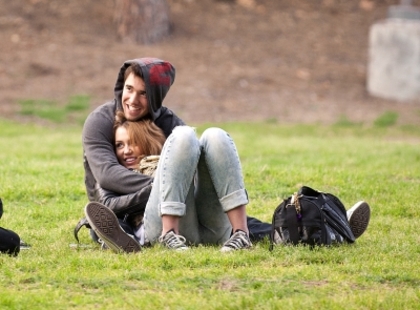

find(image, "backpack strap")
[315,193,330,244]
[269,211,276,251]
[74,217,91,243]
[286,193,300,245]
[269,201,282,251]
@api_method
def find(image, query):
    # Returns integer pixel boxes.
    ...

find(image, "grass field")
[0,118,419,309]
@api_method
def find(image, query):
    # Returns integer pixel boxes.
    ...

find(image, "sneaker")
[158,229,189,250]
[220,230,252,252]
[84,202,141,253]
[347,201,371,239]
[20,240,31,250]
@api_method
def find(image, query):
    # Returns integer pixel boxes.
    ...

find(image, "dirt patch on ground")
[1,0,419,125]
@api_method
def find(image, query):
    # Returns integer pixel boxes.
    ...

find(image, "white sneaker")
[347,201,371,239]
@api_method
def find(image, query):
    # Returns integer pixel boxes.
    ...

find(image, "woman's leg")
[144,126,201,244]
[195,127,249,244]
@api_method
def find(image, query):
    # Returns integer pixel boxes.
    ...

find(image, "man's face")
[122,73,149,121]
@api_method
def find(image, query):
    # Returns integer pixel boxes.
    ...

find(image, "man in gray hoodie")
[78,58,272,252]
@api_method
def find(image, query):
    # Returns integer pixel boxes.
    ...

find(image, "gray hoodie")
[82,58,184,217]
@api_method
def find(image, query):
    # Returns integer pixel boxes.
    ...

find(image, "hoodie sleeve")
[82,102,153,195]
[93,183,149,217]
[154,106,185,137]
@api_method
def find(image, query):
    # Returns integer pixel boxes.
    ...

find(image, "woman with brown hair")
[113,110,166,177]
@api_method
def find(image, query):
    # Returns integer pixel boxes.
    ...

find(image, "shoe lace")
[223,231,250,250]
[98,238,108,250]
[164,232,187,249]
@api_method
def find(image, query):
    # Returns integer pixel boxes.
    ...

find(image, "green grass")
[0,119,419,309]
[18,95,90,125]
[373,111,399,128]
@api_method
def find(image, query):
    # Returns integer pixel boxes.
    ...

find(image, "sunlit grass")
[0,119,419,309]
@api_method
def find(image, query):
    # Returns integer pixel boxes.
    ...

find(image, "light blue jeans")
[144,126,249,245]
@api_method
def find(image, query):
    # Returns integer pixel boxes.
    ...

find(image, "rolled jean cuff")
[160,202,186,217]
[220,189,249,212]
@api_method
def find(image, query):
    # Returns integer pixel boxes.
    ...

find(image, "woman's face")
[115,126,143,169]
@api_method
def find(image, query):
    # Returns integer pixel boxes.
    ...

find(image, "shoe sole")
[84,202,141,253]
[348,201,371,239]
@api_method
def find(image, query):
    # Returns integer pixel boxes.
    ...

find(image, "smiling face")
[114,126,143,169]
[122,72,149,121]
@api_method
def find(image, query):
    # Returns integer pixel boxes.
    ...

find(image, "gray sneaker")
[158,230,189,251]
[84,202,141,253]
[221,230,252,252]
[347,201,371,239]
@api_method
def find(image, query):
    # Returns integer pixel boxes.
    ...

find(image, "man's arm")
[93,183,151,217]
[82,102,152,195]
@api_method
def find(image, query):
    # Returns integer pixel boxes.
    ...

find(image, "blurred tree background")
[1,0,419,125]
[114,0,171,44]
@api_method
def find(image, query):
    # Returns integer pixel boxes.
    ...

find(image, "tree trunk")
[114,0,171,45]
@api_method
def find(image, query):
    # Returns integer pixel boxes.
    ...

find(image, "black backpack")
[269,186,355,250]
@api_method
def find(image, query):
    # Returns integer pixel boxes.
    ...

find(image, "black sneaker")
[158,229,189,251]
[220,230,252,252]
[347,201,371,239]
[84,202,141,253]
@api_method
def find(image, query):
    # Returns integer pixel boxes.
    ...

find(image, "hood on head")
[114,58,176,120]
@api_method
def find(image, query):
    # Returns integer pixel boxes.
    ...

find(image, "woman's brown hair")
[114,110,166,158]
